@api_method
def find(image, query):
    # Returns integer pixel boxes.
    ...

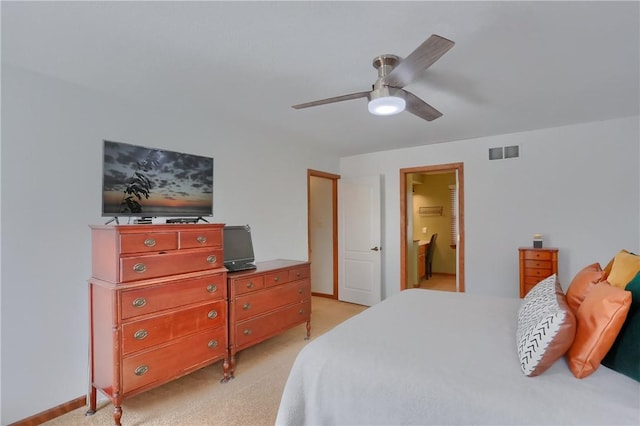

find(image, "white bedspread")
[276,289,640,425]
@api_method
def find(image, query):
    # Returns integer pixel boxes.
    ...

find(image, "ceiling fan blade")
[292,91,370,109]
[403,90,443,121]
[382,35,455,88]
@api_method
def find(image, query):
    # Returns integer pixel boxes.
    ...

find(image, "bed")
[275,288,640,425]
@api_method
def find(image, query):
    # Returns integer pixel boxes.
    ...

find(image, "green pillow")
[602,271,640,381]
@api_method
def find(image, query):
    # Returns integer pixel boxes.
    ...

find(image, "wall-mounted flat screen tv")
[102,140,214,218]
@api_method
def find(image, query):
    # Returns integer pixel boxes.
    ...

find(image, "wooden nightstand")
[518,247,559,298]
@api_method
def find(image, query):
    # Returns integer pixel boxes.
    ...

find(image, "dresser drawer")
[523,276,544,286]
[120,232,178,254]
[524,269,554,279]
[180,229,222,249]
[234,300,311,348]
[522,250,554,261]
[121,272,226,319]
[120,248,223,282]
[122,327,227,395]
[234,280,310,321]
[288,266,310,282]
[122,300,227,355]
[523,260,552,269]
[522,282,537,296]
[264,270,291,288]
[232,276,265,295]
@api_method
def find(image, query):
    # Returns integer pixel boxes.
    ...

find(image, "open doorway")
[399,163,465,292]
[308,169,339,298]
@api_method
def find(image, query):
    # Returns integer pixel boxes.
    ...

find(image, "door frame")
[308,169,340,298]
[399,163,465,292]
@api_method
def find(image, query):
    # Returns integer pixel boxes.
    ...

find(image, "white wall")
[0,65,338,424]
[340,116,640,299]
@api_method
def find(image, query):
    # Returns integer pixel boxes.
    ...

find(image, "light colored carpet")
[417,273,457,292]
[44,296,366,426]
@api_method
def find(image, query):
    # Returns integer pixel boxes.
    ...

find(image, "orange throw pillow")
[565,263,604,313]
[567,282,631,378]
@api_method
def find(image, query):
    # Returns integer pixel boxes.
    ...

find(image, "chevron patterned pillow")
[516,274,577,376]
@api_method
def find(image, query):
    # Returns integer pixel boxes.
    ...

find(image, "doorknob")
[370,246,381,251]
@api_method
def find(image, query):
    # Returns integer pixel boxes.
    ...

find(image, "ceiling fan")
[292,34,455,122]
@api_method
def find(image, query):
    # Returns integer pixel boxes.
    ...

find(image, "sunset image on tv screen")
[102,140,213,217]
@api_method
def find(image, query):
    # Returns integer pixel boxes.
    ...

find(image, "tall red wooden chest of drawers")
[87,224,229,426]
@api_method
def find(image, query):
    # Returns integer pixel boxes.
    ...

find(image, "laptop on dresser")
[223,225,257,272]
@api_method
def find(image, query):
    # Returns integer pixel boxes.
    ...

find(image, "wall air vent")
[489,145,519,160]
[505,145,519,158]
[489,147,503,160]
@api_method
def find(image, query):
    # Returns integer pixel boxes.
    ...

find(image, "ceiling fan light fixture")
[368,87,406,116]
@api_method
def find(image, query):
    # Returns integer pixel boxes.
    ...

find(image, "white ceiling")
[2,1,639,157]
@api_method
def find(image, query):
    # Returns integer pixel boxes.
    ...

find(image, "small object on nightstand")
[518,247,559,298]
[533,233,543,248]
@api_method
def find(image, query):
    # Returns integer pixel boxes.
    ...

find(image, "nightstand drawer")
[524,269,554,279]
[524,276,544,286]
[523,259,552,269]
[522,250,553,261]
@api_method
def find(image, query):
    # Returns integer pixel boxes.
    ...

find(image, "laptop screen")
[223,225,255,267]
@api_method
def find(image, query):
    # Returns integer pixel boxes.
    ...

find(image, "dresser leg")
[220,356,231,383]
[110,393,123,426]
[229,353,236,379]
[113,404,123,426]
[305,320,311,340]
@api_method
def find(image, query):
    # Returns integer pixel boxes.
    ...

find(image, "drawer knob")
[134,329,148,340]
[299,309,305,315]
[208,339,218,349]
[208,310,218,319]
[134,365,149,376]
[242,303,251,311]
[246,282,254,289]
[197,236,207,244]
[243,328,252,336]
[143,238,156,247]
[132,297,147,308]
[133,263,147,273]
[207,284,217,293]
[296,272,301,277]
[298,288,303,294]
[207,255,217,264]
[273,276,280,282]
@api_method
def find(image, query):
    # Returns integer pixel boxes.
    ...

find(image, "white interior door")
[338,175,382,306]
